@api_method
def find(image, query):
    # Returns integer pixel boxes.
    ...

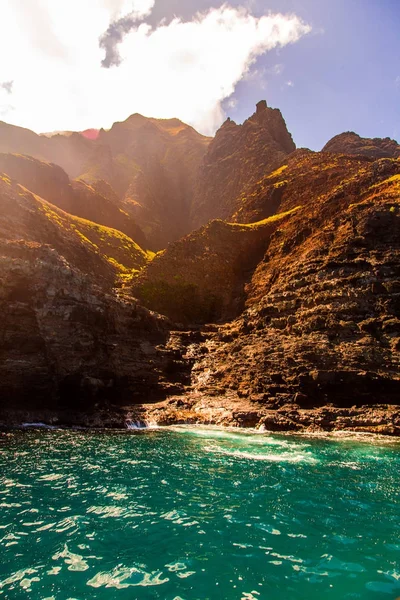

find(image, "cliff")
[189,155,400,408]
[191,100,296,227]
[0,176,151,284]
[130,209,299,324]
[0,239,172,410]
[134,153,400,433]
[0,103,399,434]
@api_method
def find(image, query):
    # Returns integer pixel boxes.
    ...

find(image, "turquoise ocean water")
[0,427,399,599]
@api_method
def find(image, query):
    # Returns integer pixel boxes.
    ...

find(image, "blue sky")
[149,0,400,149]
[0,0,398,150]
[245,0,400,149]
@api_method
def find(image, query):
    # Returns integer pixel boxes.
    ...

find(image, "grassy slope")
[0,175,152,275]
[36,198,152,273]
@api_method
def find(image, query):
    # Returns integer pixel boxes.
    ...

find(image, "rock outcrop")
[322,131,400,159]
[0,120,94,178]
[0,176,150,285]
[130,209,299,324]
[95,115,211,248]
[191,101,296,227]
[174,154,400,411]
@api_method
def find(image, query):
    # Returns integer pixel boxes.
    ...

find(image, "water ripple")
[0,428,399,600]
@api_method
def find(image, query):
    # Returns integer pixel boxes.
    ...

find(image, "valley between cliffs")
[0,102,399,435]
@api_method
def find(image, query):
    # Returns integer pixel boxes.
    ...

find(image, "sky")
[0,0,398,150]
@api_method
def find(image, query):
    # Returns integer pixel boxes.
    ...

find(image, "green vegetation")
[273,180,288,189]
[137,279,222,324]
[0,174,12,185]
[230,205,301,229]
[266,164,288,179]
[37,197,150,272]
[369,173,400,190]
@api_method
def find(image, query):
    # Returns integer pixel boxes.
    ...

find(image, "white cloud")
[0,1,311,135]
[102,0,155,19]
[286,80,294,87]
[225,97,238,109]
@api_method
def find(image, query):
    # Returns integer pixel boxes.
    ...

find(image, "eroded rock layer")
[173,155,400,411]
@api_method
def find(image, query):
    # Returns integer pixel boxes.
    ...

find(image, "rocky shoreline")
[1,398,400,437]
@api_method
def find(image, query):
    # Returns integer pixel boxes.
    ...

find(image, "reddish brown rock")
[0,176,150,285]
[0,106,400,434]
[0,115,211,249]
[191,101,296,227]
[322,131,400,159]
[183,155,400,410]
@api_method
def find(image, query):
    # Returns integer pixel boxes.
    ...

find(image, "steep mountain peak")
[219,116,238,129]
[256,99,268,113]
[246,100,296,153]
[107,113,202,140]
[191,101,296,227]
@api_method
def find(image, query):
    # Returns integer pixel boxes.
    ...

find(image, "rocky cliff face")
[0,121,94,178]
[322,131,400,159]
[0,105,295,249]
[0,239,173,411]
[191,100,296,227]
[0,103,399,434]
[95,116,211,248]
[187,155,400,408]
[133,153,400,434]
[130,209,299,324]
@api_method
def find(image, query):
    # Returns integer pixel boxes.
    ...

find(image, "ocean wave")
[167,425,311,449]
[204,445,318,463]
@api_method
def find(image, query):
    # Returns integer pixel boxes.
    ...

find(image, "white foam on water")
[241,592,261,600]
[87,566,169,589]
[377,569,400,581]
[125,420,159,430]
[39,474,64,481]
[0,567,39,590]
[166,425,311,450]
[204,445,318,464]
[52,544,90,572]
[165,562,187,572]
[290,429,400,445]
